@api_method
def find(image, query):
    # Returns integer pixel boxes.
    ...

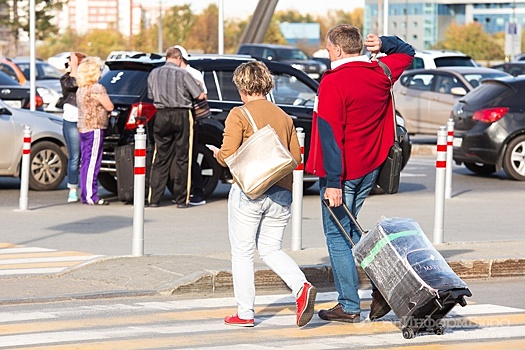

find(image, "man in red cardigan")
[306,24,414,323]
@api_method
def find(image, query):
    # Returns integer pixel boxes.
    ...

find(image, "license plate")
[453,137,462,148]
[4,100,22,109]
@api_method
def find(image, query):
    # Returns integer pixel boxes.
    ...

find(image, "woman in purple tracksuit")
[76,57,114,205]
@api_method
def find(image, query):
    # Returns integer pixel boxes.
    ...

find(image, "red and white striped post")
[132,125,147,256]
[433,126,447,244]
[445,118,454,199]
[18,125,32,211]
[291,127,305,251]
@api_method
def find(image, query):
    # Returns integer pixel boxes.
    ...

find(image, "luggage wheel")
[434,324,445,335]
[459,297,468,307]
[402,327,416,339]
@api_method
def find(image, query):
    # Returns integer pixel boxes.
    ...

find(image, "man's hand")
[324,187,343,207]
[365,34,382,55]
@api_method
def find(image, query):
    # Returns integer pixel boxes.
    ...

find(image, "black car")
[490,62,525,77]
[0,71,44,110]
[451,75,525,181]
[98,54,411,198]
[237,44,327,81]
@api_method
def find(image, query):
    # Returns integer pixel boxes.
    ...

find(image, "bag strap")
[372,55,398,141]
[239,106,259,133]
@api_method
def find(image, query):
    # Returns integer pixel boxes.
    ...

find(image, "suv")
[407,50,477,70]
[98,54,411,198]
[237,44,327,81]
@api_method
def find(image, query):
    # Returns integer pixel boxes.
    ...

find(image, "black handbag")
[375,58,403,194]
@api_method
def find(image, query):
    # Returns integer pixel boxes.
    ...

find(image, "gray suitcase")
[322,200,472,339]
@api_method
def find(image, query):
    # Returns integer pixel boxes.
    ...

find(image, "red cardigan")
[306,37,413,188]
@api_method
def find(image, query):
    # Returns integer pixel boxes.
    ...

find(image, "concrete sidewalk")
[1,240,524,305]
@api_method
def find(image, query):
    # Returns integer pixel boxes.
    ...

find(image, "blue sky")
[155,0,365,19]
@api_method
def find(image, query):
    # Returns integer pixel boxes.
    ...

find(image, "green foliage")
[163,5,195,52]
[0,0,65,40]
[434,22,504,61]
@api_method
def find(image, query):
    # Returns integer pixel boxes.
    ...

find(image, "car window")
[434,74,461,93]
[434,57,475,68]
[0,64,18,82]
[208,70,240,102]
[272,73,316,107]
[99,70,149,96]
[408,73,434,91]
[462,72,510,88]
[408,57,425,70]
[16,62,62,80]
[277,48,308,61]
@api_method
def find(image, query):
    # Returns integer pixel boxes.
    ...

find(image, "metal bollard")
[445,118,454,199]
[19,125,32,211]
[291,127,305,251]
[132,125,147,256]
[433,126,447,244]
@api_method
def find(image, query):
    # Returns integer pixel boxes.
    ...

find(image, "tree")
[434,22,504,61]
[185,4,218,53]
[0,0,65,56]
[163,5,195,51]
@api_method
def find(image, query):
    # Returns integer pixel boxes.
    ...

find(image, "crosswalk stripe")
[0,243,102,276]
[0,292,522,349]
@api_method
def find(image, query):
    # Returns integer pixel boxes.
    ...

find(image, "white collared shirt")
[331,55,370,70]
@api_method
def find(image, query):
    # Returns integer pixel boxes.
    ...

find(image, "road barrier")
[445,118,454,199]
[433,126,447,244]
[19,125,31,211]
[291,127,304,251]
[132,125,146,256]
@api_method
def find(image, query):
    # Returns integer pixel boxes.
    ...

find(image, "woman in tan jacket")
[211,61,316,328]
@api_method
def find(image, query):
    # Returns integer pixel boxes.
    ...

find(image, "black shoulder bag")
[375,59,403,194]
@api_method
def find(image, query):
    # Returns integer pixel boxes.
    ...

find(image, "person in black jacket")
[60,52,86,203]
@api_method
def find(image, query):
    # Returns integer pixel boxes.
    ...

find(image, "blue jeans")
[319,168,379,314]
[63,120,80,189]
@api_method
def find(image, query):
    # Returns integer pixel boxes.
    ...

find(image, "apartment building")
[364,0,525,50]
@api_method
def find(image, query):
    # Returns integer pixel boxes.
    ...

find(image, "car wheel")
[28,141,67,191]
[197,143,223,198]
[98,172,118,194]
[503,134,525,181]
[464,162,497,175]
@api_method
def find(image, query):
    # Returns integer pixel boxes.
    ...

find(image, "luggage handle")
[322,199,366,248]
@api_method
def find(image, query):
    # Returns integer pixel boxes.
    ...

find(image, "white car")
[0,101,67,190]
[407,50,478,70]
[47,52,70,71]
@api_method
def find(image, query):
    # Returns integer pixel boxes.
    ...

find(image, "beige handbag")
[224,106,298,200]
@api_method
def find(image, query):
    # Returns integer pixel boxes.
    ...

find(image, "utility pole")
[158,0,163,54]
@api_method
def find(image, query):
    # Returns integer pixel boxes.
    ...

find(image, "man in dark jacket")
[306,25,414,323]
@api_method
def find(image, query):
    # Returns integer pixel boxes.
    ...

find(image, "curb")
[165,257,525,295]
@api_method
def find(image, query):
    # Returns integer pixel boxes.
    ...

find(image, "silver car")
[394,67,510,134]
[0,101,67,190]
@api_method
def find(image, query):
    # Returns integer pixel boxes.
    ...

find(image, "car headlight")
[291,64,305,71]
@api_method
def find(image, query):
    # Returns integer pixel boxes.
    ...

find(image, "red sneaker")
[296,282,317,327]
[224,313,254,327]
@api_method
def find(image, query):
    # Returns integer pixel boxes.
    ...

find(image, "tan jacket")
[216,99,301,192]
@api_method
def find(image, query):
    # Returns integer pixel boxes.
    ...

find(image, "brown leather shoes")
[369,290,391,320]
[318,303,361,323]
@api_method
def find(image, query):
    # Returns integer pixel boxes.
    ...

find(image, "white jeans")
[228,183,307,319]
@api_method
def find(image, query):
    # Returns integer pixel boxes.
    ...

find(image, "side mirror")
[0,107,12,115]
[450,87,467,96]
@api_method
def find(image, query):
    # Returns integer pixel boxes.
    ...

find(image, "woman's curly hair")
[233,61,274,96]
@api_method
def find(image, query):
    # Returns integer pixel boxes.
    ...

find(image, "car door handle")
[289,115,298,119]
[210,108,223,113]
